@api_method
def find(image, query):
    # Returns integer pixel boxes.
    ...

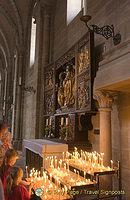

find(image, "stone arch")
[8,0,23,45]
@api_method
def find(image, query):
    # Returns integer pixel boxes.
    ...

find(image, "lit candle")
[50,173,52,181]
[67,160,69,170]
[83,0,87,15]
[100,153,104,166]
[111,160,113,169]
[26,166,28,178]
[66,118,68,125]
[100,158,103,168]
[63,152,64,160]
[84,171,86,179]
[61,117,64,126]
[55,158,57,168]
[81,149,83,159]
[64,163,66,171]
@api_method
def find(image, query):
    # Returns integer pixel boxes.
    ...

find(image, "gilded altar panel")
[77,74,90,110]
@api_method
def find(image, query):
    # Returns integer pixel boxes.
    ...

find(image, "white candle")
[26,166,28,178]
[84,171,86,179]
[66,118,68,125]
[111,160,113,169]
[55,159,57,168]
[50,173,52,181]
[46,119,49,126]
[61,117,64,126]
[83,0,87,15]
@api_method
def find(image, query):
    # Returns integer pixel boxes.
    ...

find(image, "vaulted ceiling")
[0,0,56,73]
[0,0,34,71]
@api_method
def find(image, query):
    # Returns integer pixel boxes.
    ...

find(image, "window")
[30,17,36,67]
[67,0,82,25]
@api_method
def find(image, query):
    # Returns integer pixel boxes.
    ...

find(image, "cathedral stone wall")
[53,0,130,199]
[118,93,130,200]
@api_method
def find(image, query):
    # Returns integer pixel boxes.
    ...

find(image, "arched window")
[67,0,82,25]
[30,17,36,67]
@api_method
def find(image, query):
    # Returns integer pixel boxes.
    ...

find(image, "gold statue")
[63,66,75,105]
[58,86,64,107]
[79,49,84,73]
[57,66,75,107]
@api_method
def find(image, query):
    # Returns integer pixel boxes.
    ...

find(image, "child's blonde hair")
[0,149,19,176]
[1,132,12,143]
[6,166,23,196]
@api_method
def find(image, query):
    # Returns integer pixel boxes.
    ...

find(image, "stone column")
[36,5,51,139]
[94,90,117,166]
[94,90,117,190]
[13,53,24,149]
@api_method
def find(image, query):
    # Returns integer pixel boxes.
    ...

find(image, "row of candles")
[26,168,70,200]
[64,148,114,171]
[46,118,52,126]
[25,148,117,199]
[44,150,114,175]
[61,117,68,126]
[46,117,69,126]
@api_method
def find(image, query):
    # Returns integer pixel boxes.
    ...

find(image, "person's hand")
[29,182,34,194]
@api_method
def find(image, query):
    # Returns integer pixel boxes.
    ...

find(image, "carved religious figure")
[57,86,64,107]
[63,66,75,105]
[79,49,84,73]
[57,65,75,107]
[78,46,90,73]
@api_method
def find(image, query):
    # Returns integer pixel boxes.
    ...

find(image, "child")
[0,132,12,165]
[6,166,31,200]
[0,149,19,191]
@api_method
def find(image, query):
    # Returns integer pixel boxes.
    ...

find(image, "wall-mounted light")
[80,0,121,46]
[24,86,36,94]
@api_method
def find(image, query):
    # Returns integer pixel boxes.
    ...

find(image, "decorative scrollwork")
[91,24,114,40]
[80,15,121,46]
[24,87,36,93]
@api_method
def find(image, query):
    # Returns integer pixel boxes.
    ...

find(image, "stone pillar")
[94,90,117,190]
[36,5,51,139]
[94,90,117,166]
[13,53,24,149]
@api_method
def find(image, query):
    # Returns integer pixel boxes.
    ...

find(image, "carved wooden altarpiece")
[43,32,95,148]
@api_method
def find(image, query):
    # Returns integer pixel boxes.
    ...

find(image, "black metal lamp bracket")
[80,15,121,46]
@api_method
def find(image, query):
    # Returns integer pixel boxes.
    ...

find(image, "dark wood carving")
[77,113,93,144]
[44,91,54,115]
[77,75,90,110]
[68,114,76,140]
[45,71,53,89]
